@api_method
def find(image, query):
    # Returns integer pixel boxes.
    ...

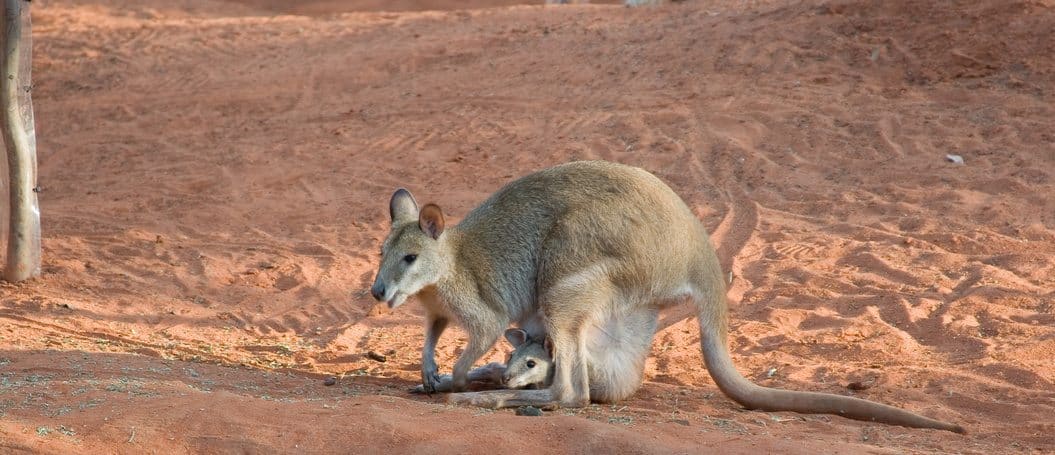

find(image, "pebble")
[515,406,543,417]
[846,381,872,391]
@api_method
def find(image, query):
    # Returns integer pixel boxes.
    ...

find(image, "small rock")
[945,154,965,165]
[766,367,777,378]
[847,381,873,391]
[515,406,543,417]
[323,376,337,386]
[366,351,387,362]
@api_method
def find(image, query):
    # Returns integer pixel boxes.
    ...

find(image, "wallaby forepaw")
[414,373,453,395]
[421,367,444,395]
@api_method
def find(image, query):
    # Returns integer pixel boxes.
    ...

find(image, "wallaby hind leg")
[545,324,591,407]
[543,276,620,407]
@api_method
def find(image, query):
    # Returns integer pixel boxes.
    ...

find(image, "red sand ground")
[1,0,1053,453]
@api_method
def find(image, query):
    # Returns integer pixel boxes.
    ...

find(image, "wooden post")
[1,0,40,282]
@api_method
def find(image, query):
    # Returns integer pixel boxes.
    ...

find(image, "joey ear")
[419,204,445,240]
[504,328,528,348]
[389,188,419,223]
[544,337,555,358]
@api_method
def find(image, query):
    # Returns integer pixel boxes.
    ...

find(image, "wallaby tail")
[698,322,966,434]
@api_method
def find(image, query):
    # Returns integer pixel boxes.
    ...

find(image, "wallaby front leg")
[450,326,502,392]
[421,315,448,394]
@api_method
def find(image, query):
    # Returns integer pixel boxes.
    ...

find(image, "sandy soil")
[1,0,1053,453]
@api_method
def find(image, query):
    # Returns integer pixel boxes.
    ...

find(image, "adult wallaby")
[370,160,965,433]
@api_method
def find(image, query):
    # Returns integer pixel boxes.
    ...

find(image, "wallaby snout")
[370,275,405,309]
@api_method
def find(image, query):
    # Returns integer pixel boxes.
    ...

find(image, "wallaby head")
[501,328,554,389]
[371,188,448,309]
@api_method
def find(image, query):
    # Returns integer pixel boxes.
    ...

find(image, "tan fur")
[372,161,965,433]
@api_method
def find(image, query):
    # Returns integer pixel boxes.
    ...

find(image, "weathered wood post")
[1,0,40,282]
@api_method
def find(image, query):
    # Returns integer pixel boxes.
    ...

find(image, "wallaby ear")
[504,328,528,348]
[544,337,555,358]
[389,188,419,223]
[419,204,445,240]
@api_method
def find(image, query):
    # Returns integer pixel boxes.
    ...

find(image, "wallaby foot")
[411,374,454,394]
[447,389,559,410]
[420,365,443,394]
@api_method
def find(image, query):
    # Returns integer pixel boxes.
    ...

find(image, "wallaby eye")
[403,254,417,264]
[526,360,536,368]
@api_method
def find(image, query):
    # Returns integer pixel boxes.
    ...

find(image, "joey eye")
[403,254,417,264]
[526,360,536,368]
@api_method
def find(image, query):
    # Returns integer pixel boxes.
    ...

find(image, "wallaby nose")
[370,282,386,301]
